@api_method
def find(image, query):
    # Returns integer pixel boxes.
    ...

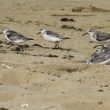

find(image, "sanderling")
[82,29,110,42]
[37,28,70,48]
[86,46,110,64]
[0,27,33,51]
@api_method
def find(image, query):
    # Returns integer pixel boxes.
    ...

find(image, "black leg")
[15,42,24,52]
[53,42,59,49]
[53,42,57,48]
[7,42,15,48]
[57,42,59,48]
[19,45,24,52]
[7,45,13,48]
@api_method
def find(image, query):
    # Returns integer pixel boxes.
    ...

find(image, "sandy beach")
[0,0,110,110]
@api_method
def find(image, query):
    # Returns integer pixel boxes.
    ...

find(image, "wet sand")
[0,0,110,110]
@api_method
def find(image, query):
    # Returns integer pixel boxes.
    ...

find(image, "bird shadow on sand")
[32,43,79,53]
[0,40,78,53]
[0,42,79,59]
[0,40,30,53]
[14,43,79,58]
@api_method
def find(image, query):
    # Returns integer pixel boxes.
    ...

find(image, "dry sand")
[0,0,110,110]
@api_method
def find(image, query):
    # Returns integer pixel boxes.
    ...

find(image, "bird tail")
[63,37,70,40]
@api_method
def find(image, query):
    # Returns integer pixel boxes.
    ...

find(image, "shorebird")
[86,45,110,64]
[82,29,110,43]
[0,27,33,51]
[37,28,70,48]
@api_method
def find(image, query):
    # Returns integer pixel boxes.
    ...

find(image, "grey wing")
[96,31,110,41]
[46,31,63,39]
[7,30,27,41]
[89,50,110,64]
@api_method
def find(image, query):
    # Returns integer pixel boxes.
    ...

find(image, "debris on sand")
[32,43,43,48]
[72,5,110,12]
[59,67,79,73]
[60,18,75,22]
[51,14,95,17]
[89,5,110,12]
[97,101,103,105]
[62,55,74,60]
[45,54,58,58]
[61,25,75,29]
[61,25,83,31]
[2,63,14,69]
[21,104,29,110]
[98,89,104,92]
[0,108,8,110]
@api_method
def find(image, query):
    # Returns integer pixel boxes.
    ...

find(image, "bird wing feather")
[96,31,110,41]
[90,48,110,63]
[46,31,63,39]
[6,30,28,41]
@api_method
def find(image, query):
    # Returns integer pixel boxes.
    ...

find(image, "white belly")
[14,39,24,43]
[5,35,12,42]
[43,34,62,42]
[5,35,24,44]
[90,33,98,42]
[90,36,98,42]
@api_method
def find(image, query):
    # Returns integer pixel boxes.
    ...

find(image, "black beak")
[82,32,88,36]
[37,32,41,35]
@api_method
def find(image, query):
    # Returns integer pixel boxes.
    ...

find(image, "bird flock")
[0,27,110,64]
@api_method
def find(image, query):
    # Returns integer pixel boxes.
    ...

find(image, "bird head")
[82,29,95,36]
[0,27,10,34]
[37,28,47,35]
